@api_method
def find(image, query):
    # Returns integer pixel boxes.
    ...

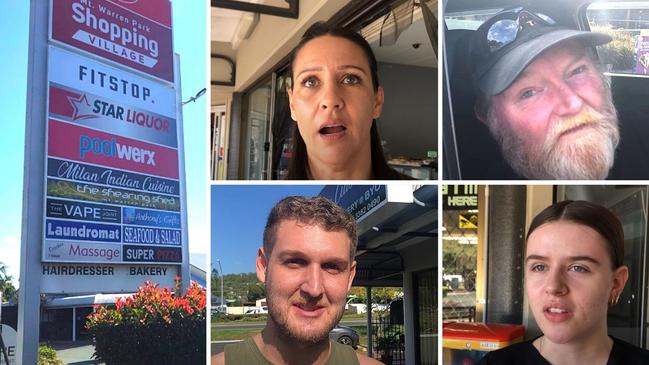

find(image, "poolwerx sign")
[41,0,183,294]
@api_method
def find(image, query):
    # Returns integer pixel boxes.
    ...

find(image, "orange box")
[442,322,525,364]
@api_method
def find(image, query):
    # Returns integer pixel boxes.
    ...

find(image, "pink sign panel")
[48,83,178,148]
[51,0,174,82]
[48,119,179,179]
[635,35,649,75]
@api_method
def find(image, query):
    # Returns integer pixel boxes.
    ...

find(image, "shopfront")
[322,184,438,364]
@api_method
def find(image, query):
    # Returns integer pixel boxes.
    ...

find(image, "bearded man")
[212,196,383,365]
[471,7,619,180]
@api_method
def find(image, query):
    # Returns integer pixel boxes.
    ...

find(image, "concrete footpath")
[50,341,101,365]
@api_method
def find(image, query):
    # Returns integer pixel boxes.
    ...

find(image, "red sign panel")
[48,119,179,179]
[51,0,174,82]
[108,0,172,27]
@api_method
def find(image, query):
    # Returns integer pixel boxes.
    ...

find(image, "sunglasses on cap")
[486,7,556,53]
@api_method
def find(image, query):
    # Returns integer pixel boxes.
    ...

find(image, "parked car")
[329,325,359,349]
[244,306,268,314]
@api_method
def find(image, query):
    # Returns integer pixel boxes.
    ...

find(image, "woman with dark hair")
[286,21,411,180]
[478,200,649,364]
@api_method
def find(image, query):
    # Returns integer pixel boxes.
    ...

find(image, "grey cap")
[470,11,612,96]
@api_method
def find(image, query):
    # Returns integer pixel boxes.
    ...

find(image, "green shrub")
[86,280,206,365]
[591,25,636,72]
[37,344,63,365]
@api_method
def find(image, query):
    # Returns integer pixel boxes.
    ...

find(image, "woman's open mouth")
[542,305,572,323]
[318,124,347,140]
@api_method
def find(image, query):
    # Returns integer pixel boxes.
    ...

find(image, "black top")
[477,337,649,365]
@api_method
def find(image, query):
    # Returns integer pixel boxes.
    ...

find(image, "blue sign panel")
[123,244,182,263]
[46,198,121,223]
[45,219,121,243]
[319,185,387,221]
[122,225,181,246]
[122,207,181,229]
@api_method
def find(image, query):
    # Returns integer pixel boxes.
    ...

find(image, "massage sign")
[43,0,183,268]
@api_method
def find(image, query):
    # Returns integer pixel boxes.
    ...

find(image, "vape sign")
[51,0,174,82]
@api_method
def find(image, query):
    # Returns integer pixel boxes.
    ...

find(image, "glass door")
[244,79,272,180]
[211,105,227,180]
[559,185,648,347]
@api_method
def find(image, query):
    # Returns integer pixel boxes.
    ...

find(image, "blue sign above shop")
[320,185,387,221]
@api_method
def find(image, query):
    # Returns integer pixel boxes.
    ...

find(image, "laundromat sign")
[51,0,174,82]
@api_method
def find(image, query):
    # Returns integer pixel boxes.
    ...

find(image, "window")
[587,2,649,75]
[444,8,503,30]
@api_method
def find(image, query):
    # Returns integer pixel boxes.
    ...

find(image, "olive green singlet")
[224,337,361,365]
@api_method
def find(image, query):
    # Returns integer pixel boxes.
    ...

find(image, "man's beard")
[265,273,344,345]
[487,82,619,180]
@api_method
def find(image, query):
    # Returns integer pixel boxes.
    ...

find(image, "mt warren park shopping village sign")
[40,0,183,294]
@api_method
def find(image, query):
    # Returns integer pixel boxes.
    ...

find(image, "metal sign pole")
[17,1,47,363]
[175,53,191,294]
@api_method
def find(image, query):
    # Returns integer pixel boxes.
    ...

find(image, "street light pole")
[216,259,224,313]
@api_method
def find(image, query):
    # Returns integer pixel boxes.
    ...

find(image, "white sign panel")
[41,263,178,294]
[0,325,16,365]
[43,240,122,263]
[48,46,175,118]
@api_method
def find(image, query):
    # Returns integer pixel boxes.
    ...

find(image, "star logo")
[67,94,96,121]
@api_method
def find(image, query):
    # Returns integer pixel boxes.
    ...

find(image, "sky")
[211,185,324,275]
[0,1,208,286]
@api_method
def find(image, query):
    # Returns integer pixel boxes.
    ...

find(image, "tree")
[246,283,265,303]
[0,262,16,303]
[371,288,401,303]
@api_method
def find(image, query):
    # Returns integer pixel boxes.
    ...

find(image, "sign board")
[51,0,174,82]
[442,185,478,210]
[458,214,478,229]
[635,31,649,75]
[0,325,16,365]
[43,45,182,265]
[319,185,387,221]
[48,46,175,117]
[20,1,184,362]
[41,263,178,294]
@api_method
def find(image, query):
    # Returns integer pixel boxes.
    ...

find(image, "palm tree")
[0,262,16,303]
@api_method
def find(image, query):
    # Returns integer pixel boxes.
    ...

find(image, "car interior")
[443,0,649,179]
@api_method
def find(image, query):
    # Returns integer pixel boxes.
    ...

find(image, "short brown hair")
[527,200,624,268]
[263,196,358,261]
